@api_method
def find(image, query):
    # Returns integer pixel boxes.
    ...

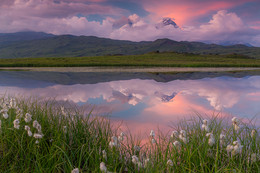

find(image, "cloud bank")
[0,0,259,46]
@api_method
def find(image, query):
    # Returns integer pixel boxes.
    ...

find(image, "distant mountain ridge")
[162,18,179,28]
[0,31,55,46]
[0,31,259,58]
[156,18,179,29]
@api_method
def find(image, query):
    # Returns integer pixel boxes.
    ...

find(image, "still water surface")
[1,71,260,134]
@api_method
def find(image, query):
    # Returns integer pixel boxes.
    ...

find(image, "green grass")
[0,97,259,172]
[1,52,260,67]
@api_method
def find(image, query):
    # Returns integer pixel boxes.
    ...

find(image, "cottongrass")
[71,168,79,173]
[0,97,259,172]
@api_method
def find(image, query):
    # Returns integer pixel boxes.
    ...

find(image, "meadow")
[0,52,260,67]
[0,97,259,172]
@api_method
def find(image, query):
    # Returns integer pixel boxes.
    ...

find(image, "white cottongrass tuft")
[120,132,125,137]
[25,125,30,131]
[173,141,181,150]
[1,109,9,119]
[33,120,38,127]
[227,141,243,156]
[13,119,20,129]
[232,117,240,131]
[202,119,210,132]
[25,125,32,137]
[179,130,188,144]
[9,98,16,108]
[3,112,8,119]
[71,168,79,173]
[109,136,119,148]
[150,130,155,138]
[16,108,23,119]
[232,141,243,156]
[118,132,125,142]
[167,159,173,166]
[24,113,32,123]
[109,141,114,148]
[100,162,107,172]
[208,136,215,146]
[27,130,32,137]
[171,130,178,138]
[132,155,139,164]
[205,133,212,137]
[226,144,234,154]
[33,120,42,132]
[206,133,215,146]
[33,133,43,139]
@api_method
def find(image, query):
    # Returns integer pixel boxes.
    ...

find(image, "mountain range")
[0,31,259,58]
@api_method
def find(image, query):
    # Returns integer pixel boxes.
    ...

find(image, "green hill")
[0,32,259,58]
[0,31,54,46]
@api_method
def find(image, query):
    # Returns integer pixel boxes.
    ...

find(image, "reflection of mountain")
[111,90,136,105]
[1,71,260,88]
[0,71,259,123]
[0,71,54,88]
[154,91,177,102]
[161,92,177,102]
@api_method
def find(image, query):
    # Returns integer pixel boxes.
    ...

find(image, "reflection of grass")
[1,52,260,67]
[0,69,29,71]
[1,97,260,172]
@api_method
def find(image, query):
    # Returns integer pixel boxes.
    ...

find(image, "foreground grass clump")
[0,97,259,172]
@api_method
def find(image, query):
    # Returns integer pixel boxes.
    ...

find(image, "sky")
[0,0,260,46]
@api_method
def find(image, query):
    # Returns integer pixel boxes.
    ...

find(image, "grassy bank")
[0,97,259,172]
[0,52,260,67]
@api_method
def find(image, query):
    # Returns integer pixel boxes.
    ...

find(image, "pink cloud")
[246,92,260,101]
[3,0,124,18]
[0,15,113,36]
[249,21,260,30]
[0,0,259,46]
[109,11,260,46]
[142,93,214,122]
[141,0,255,26]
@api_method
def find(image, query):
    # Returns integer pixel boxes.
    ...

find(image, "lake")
[1,69,260,135]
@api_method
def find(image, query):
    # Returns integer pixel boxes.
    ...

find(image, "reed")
[0,97,259,172]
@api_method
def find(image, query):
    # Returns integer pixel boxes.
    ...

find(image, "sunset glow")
[0,0,259,46]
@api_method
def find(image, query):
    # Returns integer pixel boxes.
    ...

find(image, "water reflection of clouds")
[1,76,260,125]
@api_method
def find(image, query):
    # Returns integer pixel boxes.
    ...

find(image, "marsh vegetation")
[0,97,259,172]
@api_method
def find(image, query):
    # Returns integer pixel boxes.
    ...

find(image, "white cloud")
[109,11,260,46]
[0,2,259,46]
[200,10,244,32]
[0,0,119,35]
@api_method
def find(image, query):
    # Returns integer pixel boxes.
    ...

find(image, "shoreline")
[1,67,260,72]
